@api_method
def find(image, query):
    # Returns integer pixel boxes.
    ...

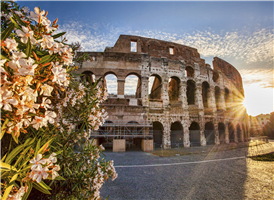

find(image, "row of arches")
[153,121,247,148]
[81,71,241,109]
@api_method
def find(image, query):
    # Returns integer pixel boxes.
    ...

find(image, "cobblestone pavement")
[100,143,274,200]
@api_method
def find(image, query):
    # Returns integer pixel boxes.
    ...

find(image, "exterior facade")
[76,35,249,151]
[249,114,270,136]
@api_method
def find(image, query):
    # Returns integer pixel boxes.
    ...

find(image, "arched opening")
[168,77,180,102]
[213,71,219,83]
[81,71,95,83]
[225,88,230,109]
[124,74,141,98]
[153,121,163,148]
[205,122,215,145]
[237,124,242,142]
[187,80,196,105]
[185,66,194,77]
[215,86,221,110]
[149,75,162,100]
[170,122,184,148]
[218,123,225,143]
[189,122,200,146]
[202,81,210,108]
[228,123,234,142]
[244,124,248,141]
[104,73,117,96]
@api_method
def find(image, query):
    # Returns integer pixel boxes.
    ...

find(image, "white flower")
[31,116,47,130]
[40,97,51,110]
[29,7,45,23]
[22,6,30,14]
[38,35,54,49]
[7,186,27,200]
[40,84,53,96]
[30,154,47,171]
[51,63,68,86]
[44,110,56,124]
[51,164,60,180]
[16,26,36,45]
[14,11,23,17]
[0,59,7,67]
[29,166,49,183]
[17,57,37,76]
[8,52,26,70]
[0,90,18,111]
[4,38,18,52]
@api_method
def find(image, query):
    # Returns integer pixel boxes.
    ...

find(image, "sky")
[17,1,274,116]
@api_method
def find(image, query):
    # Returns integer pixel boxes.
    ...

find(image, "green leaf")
[54,175,65,181]
[1,23,15,41]
[70,72,85,77]
[33,182,51,195]
[22,182,33,200]
[13,13,26,27]
[37,138,54,155]
[36,50,47,56]
[25,37,32,58]
[11,131,19,144]
[35,138,41,157]
[14,145,32,168]
[1,54,9,61]
[1,154,7,162]
[2,174,18,200]
[39,180,52,190]
[1,118,9,140]
[52,32,66,39]
[10,16,21,30]
[39,54,55,64]
[0,161,18,172]
[5,144,25,164]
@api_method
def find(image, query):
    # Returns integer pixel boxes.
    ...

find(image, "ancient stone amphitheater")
[76,35,249,152]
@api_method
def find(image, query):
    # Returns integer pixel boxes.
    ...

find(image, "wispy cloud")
[239,69,274,88]
[58,21,273,67]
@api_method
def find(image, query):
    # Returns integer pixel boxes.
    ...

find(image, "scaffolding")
[89,120,153,139]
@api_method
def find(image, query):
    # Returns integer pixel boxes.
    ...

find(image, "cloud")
[239,69,274,88]
[58,21,273,67]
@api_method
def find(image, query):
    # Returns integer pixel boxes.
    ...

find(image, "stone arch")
[149,74,162,100]
[213,70,219,83]
[205,122,215,145]
[81,71,95,83]
[168,76,180,102]
[215,86,221,110]
[189,121,200,146]
[202,81,210,108]
[104,73,118,95]
[124,74,141,98]
[170,121,184,148]
[228,122,234,142]
[187,80,196,105]
[185,66,194,77]
[218,122,225,143]
[225,88,230,109]
[153,121,164,148]
[237,124,242,142]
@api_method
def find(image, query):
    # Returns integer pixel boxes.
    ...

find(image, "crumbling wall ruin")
[76,35,249,149]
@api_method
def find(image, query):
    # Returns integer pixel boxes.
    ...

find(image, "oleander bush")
[1,1,117,199]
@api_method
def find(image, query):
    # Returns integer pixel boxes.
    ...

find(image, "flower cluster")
[29,153,60,183]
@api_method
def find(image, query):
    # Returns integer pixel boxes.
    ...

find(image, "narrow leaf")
[52,32,66,39]
[37,138,53,155]
[5,144,24,164]
[35,138,41,157]
[0,161,18,172]
[39,180,52,190]
[1,23,15,41]
[10,16,21,30]
[1,118,9,140]
[25,37,31,58]
[33,182,51,194]
[22,182,33,200]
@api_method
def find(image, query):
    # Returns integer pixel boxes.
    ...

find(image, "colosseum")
[76,35,250,152]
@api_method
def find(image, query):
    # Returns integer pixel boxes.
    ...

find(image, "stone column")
[200,125,206,146]
[162,76,169,107]
[225,123,229,144]
[117,79,125,98]
[234,126,238,143]
[196,83,204,109]
[214,122,220,145]
[183,122,190,147]
[162,120,171,149]
[240,123,244,142]
[209,86,217,112]
[141,77,149,107]
[220,88,226,110]
[181,81,188,109]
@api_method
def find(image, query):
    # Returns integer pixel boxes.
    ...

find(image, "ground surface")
[100,143,274,200]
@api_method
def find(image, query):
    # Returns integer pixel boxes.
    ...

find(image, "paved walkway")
[100,142,274,200]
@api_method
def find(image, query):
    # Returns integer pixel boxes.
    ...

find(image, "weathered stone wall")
[76,35,249,149]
